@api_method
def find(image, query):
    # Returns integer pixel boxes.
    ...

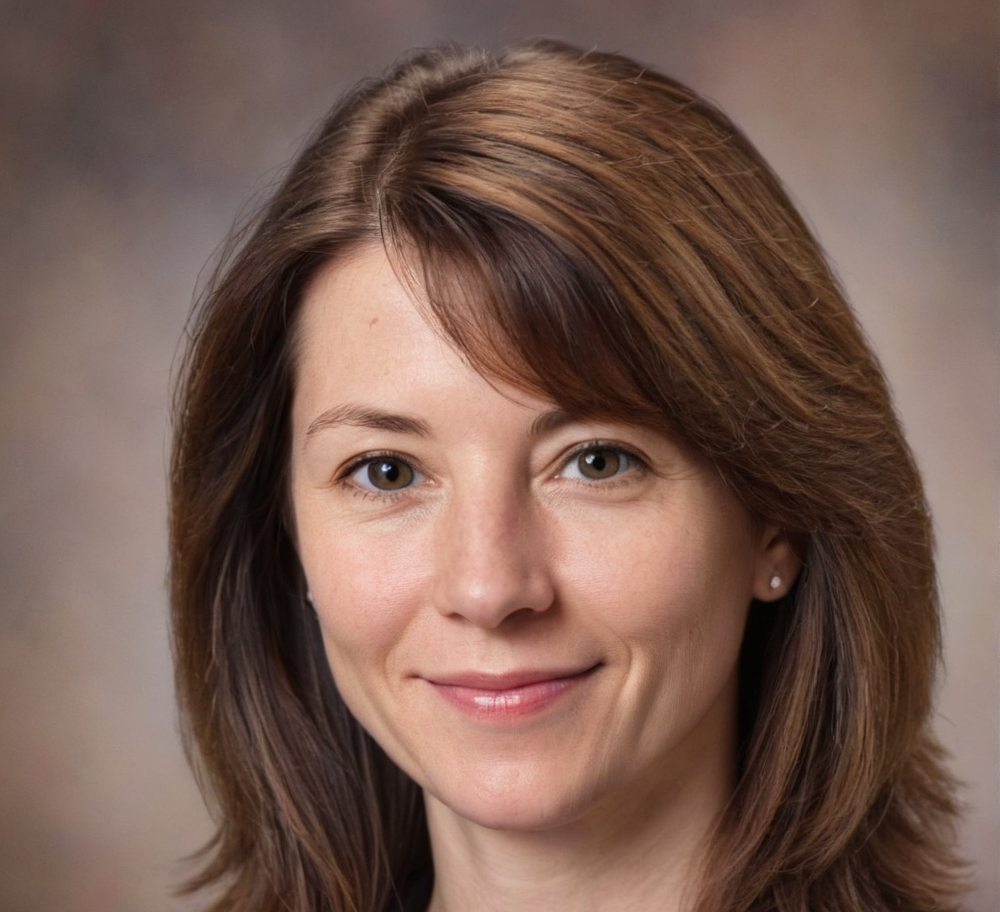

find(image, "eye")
[560,445,641,482]
[347,455,420,493]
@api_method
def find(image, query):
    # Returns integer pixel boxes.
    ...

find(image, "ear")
[752,525,803,602]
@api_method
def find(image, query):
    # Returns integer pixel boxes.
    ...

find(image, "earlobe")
[753,525,803,601]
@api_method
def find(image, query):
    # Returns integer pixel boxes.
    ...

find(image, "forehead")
[292,234,688,434]
[296,245,434,361]
[291,245,502,417]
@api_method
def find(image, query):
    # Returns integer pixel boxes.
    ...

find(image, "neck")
[423,750,730,912]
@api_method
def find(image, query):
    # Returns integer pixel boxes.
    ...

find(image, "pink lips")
[427,666,598,721]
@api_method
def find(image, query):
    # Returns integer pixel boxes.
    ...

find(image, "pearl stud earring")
[768,574,782,590]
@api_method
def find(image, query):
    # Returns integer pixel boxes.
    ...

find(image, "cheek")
[298,518,430,678]
[562,508,755,627]
[558,501,756,708]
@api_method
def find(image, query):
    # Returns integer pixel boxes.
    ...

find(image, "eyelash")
[336,442,648,500]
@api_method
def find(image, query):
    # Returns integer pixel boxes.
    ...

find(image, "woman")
[170,39,965,912]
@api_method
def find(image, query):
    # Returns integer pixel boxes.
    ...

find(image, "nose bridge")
[432,470,554,626]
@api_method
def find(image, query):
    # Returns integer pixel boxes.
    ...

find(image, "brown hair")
[170,39,965,912]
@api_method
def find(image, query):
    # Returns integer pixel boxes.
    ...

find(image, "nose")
[432,480,556,628]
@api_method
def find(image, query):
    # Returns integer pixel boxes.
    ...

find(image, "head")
[171,39,959,912]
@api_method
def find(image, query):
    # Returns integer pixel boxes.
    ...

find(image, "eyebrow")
[303,404,580,446]
[304,404,431,441]
[529,409,577,437]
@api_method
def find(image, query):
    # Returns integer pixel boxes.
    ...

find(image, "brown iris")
[577,448,622,480]
[366,458,414,490]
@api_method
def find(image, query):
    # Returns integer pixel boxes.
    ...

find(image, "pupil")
[380,461,400,483]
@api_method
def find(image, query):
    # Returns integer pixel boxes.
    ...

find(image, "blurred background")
[0,0,996,909]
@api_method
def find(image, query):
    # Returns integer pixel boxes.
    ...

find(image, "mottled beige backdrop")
[1,0,996,909]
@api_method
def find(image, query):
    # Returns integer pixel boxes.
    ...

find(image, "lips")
[425,665,600,721]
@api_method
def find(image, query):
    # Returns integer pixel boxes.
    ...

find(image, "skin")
[289,245,800,912]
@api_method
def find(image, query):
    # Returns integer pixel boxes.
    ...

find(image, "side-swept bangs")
[386,201,665,430]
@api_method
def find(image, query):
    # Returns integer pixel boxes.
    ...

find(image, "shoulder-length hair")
[170,39,964,912]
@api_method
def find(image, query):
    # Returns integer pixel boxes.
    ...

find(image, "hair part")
[170,39,965,912]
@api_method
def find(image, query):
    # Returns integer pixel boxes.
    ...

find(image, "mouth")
[425,664,601,721]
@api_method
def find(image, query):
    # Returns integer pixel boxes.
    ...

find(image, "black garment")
[385,865,433,912]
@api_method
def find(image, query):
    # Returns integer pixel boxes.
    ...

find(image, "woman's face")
[290,245,792,833]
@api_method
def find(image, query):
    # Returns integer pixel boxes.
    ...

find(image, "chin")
[424,762,603,833]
